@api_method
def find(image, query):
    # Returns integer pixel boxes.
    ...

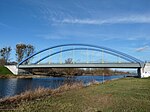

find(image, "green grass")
[2,78,150,112]
[0,66,12,75]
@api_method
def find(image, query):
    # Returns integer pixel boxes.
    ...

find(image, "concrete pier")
[141,63,150,78]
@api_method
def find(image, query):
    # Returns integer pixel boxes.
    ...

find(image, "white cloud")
[36,34,68,40]
[136,46,150,52]
[26,1,150,25]
[55,15,150,25]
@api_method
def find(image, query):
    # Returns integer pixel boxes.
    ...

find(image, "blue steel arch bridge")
[17,44,144,77]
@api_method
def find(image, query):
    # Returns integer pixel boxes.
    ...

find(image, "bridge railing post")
[59,47,62,64]
[49,49,51,64]
[86,49,88,63]
[72,47,74,63]
[101,50,104,63]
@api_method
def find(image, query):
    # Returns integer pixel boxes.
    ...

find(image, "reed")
[0,82,84,109]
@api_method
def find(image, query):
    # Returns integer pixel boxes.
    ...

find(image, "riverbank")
[0,73,127,79]
[0,66,49,78]
[0,66,13,78]
[0,77,149,111]
[0,74,49,78]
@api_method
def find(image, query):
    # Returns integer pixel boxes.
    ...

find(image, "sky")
[0,0,150,62]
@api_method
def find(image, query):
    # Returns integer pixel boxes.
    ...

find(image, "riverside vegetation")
[0,66,13,78]
[0,77,150,112]
[0,65,129,78]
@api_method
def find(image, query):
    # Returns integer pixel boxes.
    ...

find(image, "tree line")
[0,43,35,66]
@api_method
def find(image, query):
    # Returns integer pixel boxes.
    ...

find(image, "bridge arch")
[18,44,143,66]
[34,48,137,64]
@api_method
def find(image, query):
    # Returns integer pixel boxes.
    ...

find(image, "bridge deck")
[18,63,142,69]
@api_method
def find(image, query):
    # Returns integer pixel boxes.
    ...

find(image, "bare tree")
[16,43,35,64]
[16,44,26,63]
[0,46,12,64]
[64,58,76,76]
[24,44,35,64]
[65,58,73,64]
[0,58,6,66]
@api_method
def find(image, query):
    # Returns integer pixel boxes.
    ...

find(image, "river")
[0,75,128,98]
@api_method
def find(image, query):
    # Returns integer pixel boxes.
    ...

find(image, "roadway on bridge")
[18,63,143,69]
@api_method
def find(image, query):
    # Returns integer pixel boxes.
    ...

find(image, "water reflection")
[0,75,127,98]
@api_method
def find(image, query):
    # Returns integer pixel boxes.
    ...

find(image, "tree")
[16,44,26,63]
[64,58,76,76]
[24,44,35,64]
[16,43,35,64]
[65,58,73,64]
[0,46,12,64]
[0,58,6,66]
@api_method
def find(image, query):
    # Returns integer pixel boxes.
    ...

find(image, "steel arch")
[18,44,143,66]
[34,48,136,64]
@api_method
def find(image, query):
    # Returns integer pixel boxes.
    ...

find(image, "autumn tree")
[0,46,12,64]
[16,43,35,64]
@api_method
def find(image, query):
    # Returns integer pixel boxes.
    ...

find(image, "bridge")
[19,63,142,69]
[6,44,150,78]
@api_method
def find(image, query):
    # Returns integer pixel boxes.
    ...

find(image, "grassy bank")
[0,77,150,112]
[0,66,13,78]
[0,66,46,78]
[0,66,12,74]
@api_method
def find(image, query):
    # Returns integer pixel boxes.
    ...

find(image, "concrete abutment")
[5,65,32,75]
[140,63,150,78]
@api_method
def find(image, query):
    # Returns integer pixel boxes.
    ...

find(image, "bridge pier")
[137,68,143,78]
[137,63,150,78]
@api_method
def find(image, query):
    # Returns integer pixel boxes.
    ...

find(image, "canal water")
[0,75,127,98]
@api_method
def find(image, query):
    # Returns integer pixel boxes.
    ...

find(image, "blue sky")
[0,0,150,62]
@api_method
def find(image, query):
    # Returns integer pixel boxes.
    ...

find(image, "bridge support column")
[141,63,150,78]
[137,67,150,78]
[137,63,150,78]
[137,68,144,78]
